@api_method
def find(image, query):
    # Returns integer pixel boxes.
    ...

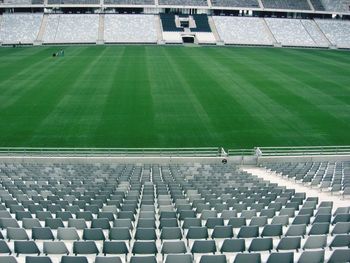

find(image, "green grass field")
[0,45,349,149]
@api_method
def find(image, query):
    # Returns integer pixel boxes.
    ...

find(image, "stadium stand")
[160,14,183,32]
[0,13,42,44]
[301,19,330,47]
[213,16,274,45]
[321,0,350,13]
[191,14,211,32]
[309,0,325,10]
[264,18,315,47]
[262,161,350,196]
[104,0,155,4]
[104,14,157,43]
[315,19,350,48]
[211,0,259,7]
[0,161,347,263]
[47,0,99,4]
[2,0,31,4]
[158,0,207,6]
[261,0,311,10]
[42,14,99,44]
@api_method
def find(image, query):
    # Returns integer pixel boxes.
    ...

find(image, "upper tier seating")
[211,0,259,7]
[0,162,348,262]
[104,14,157,43]
[213,16,273,45]
[160,14,183,32]
[104,0,155,4]
[191,14,211,32]
[309,0,325,10]
[315,19,350,48]
[265,18,315,47]
[2,0,31,4]
[47,0,99,4]
[0,13,42,44]
[321,0,350,13]
[262,0,311,10]
[158,0,207,6]
[43,14,99,44]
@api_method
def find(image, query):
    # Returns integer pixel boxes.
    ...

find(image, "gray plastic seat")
[327,248,350,263]
[32,227,55,240]
[276,237,301,251]
[73,241,99,255]
[161,240,187,255]
[285,224,307,237]
[297,250,324,263]
[183,218,202,229]
[14,241,40,256]
[211,225,233,239]
[279,208,295,218]
[95,256,123,263]
[109,227,131,242]
[103,241,128,260]
[83,228,105,241]
[187,226,208,241]
[329,234,350,249]
[61,256,88,263]
[206,218,224,229]
[271,215,289,226]
[159,218,178,229]
[160,227,183,241]
[331,222,350,235]
[191,240,216,254]
[132,241,158,255]
[303,235,327,250]
[227,217,246,228]
[164,254,193,263]
[92,218,111,229]
[113,219,134,230]
[241,209,257,219]
[220,238,245,253]
[130,256,157,263]
[25,256,52,263]
[57,227,80,240]
[45,218,64,229]
[292,215,311,225]
[134,228,157,241]
[237,225,259,238]
[43,241,69,255]
[220,210,237,219]
[0,218,20,229]
[199,255,227,263]
[261,224,283,238]
[250,216,268,227]
[0,256,17,263]
[22,218,42,229]
[248,237,273,252]
[0,240,11,254]
[308,223,329,235]
[234,253,261,263]
[68,218,88,229]
[267,252,293,263]
[332,214,350,225]
[137,219,156,229]
[7,227,29,241]
[201,210,217,220]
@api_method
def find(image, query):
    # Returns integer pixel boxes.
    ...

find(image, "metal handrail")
[0,147,223,157]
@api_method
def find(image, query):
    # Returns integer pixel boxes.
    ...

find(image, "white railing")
[258,145,350,156]
[0,147,223,157]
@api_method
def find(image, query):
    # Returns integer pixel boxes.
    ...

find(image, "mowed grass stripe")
[0,45,349,148]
